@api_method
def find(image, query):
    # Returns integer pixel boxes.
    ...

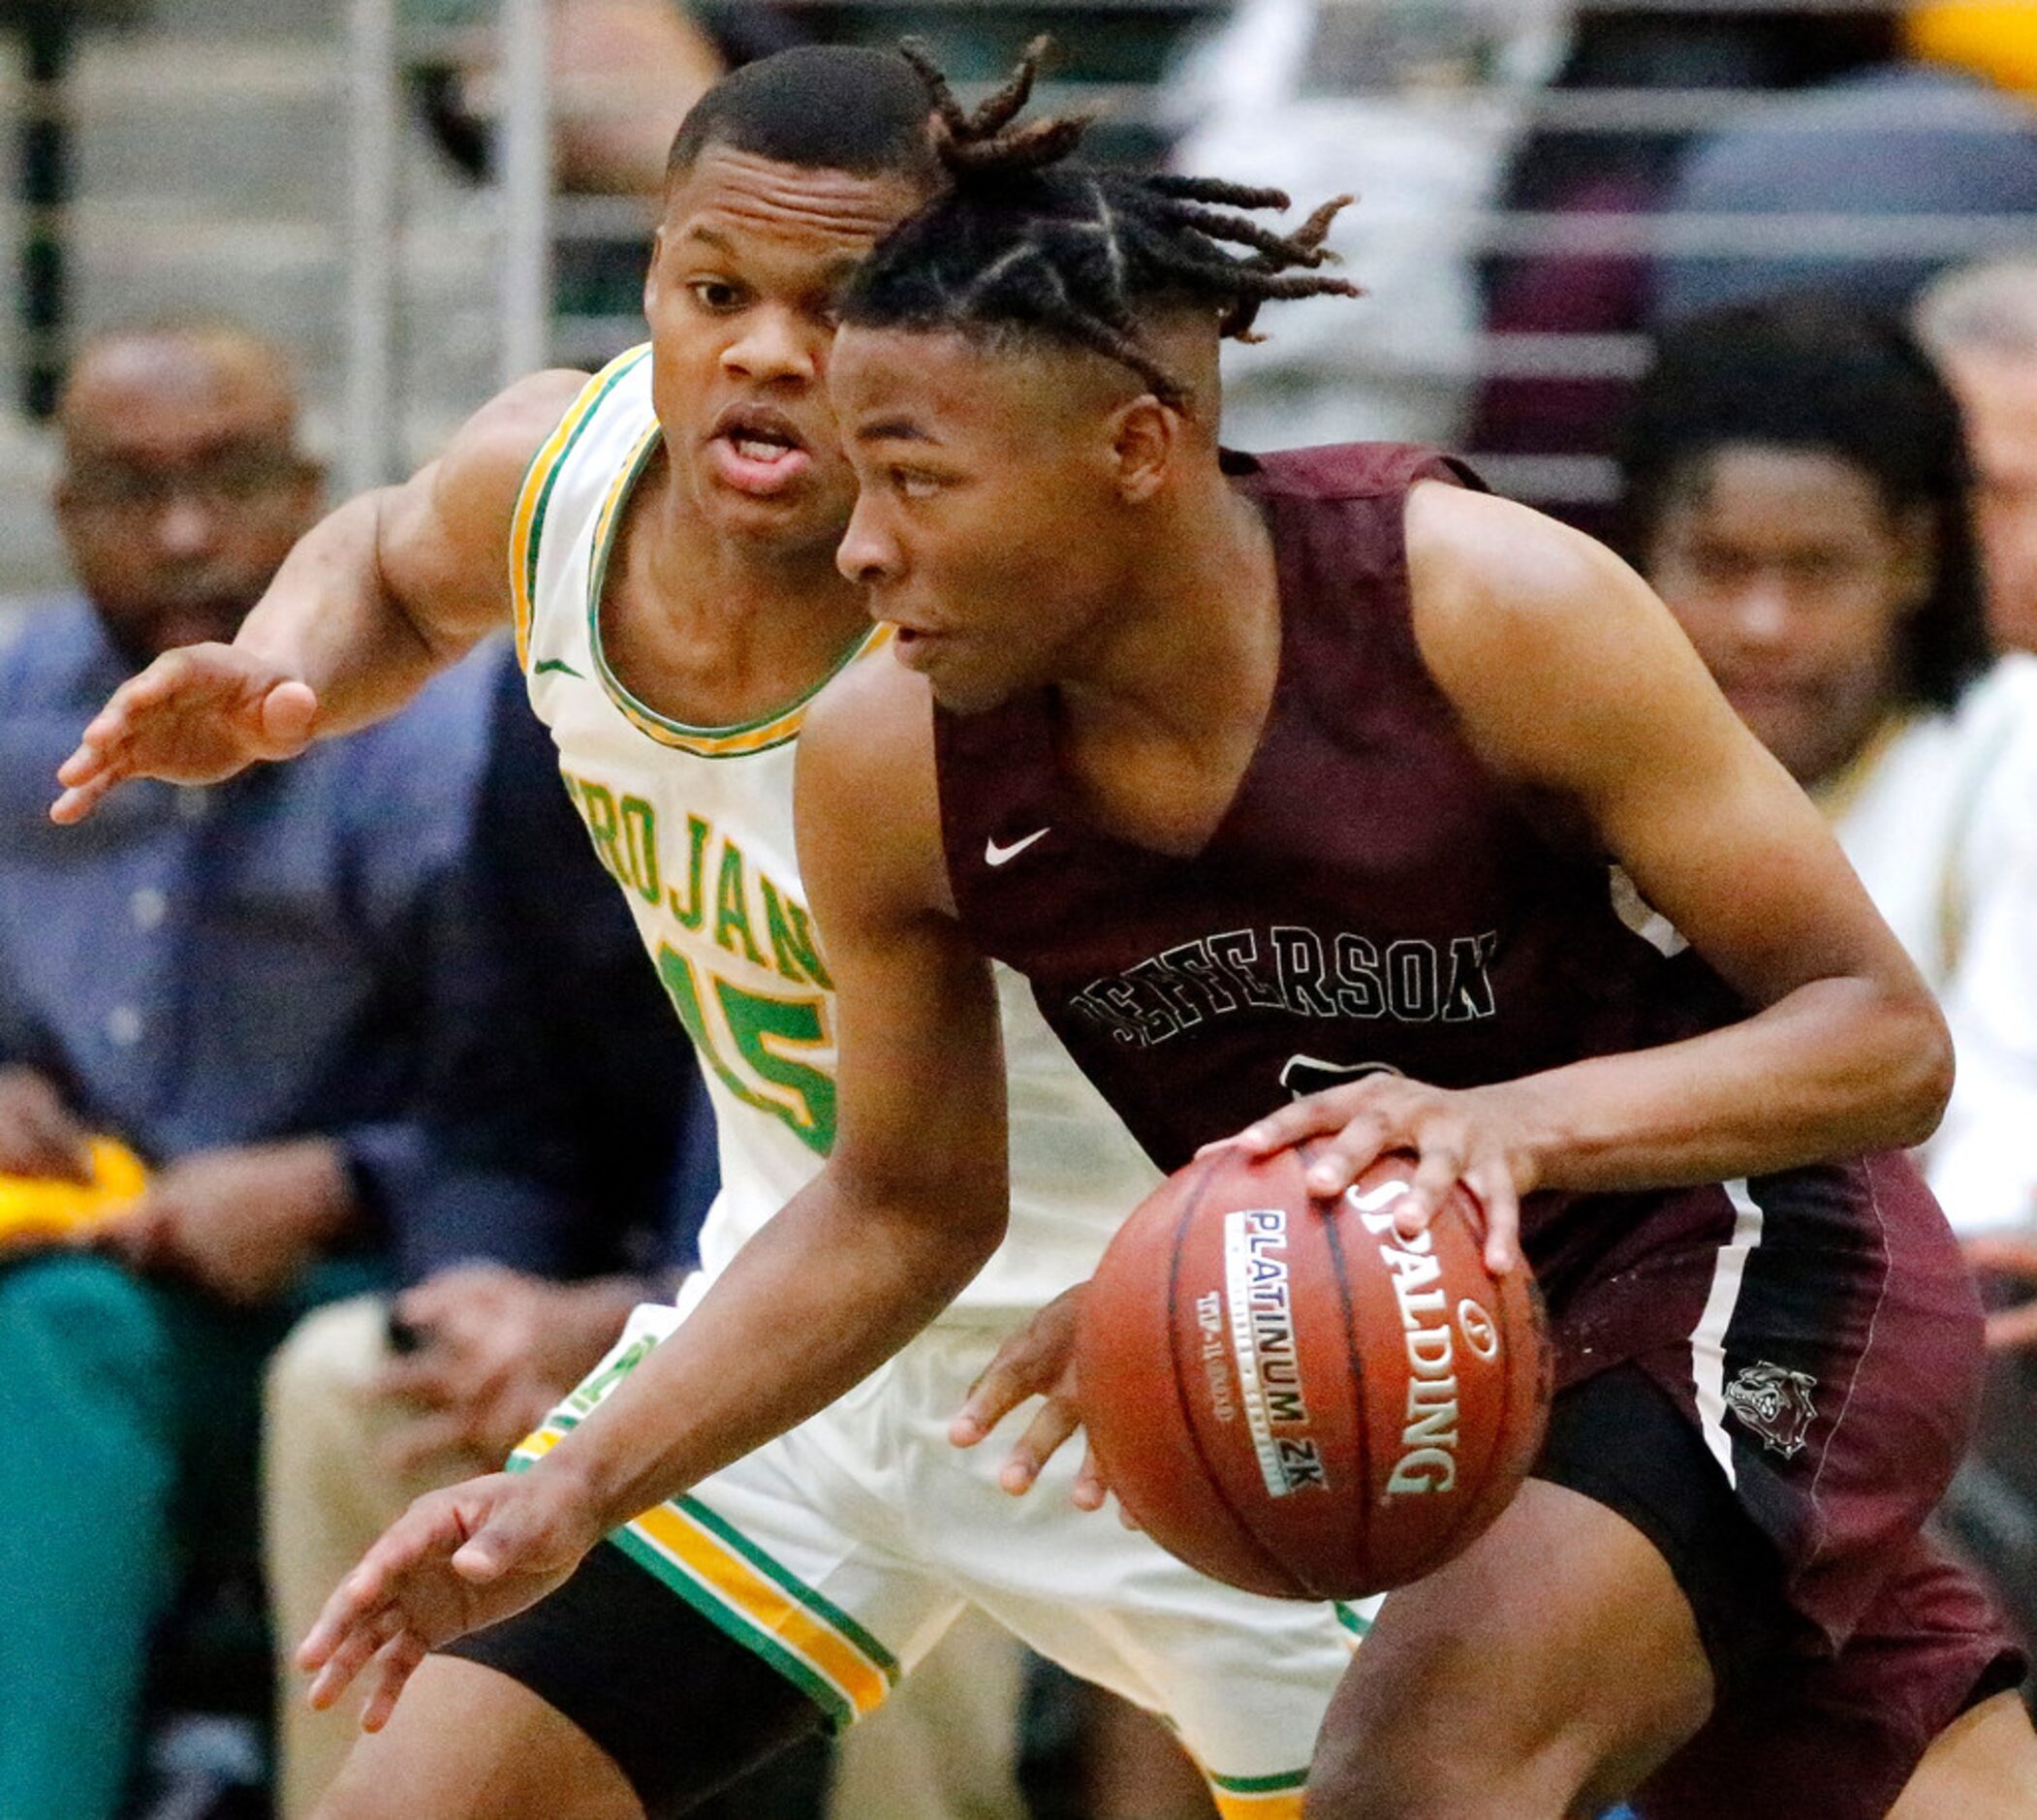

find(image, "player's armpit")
[1403,483,1951,1188]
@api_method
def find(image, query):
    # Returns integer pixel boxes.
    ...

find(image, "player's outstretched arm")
[1238,483,1952,1262]
[50,368,587,824]
[298,653,1013,1720]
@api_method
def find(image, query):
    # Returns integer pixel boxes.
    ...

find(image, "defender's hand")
[298,1464,602,1732]
[51,642,319,824]
[950,1285,1109,1511]
[1223,1076,1533,1275]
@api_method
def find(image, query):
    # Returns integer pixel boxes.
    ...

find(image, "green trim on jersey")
[674,1492,901,1681]
[511,344,651,672]
[582,422,890,759]
[605,1525,860,1732]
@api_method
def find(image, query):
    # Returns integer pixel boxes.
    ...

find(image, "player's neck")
[601,454,873,729]
[1053,476,1282,854]
[1075,474,1277,737]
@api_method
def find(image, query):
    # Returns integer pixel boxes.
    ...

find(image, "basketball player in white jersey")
[52,47,1358,1820]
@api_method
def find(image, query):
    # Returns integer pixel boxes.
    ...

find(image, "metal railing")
[12,0,2037,507]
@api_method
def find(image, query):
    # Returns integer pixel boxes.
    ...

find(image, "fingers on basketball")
[1002,1394,1081,1494]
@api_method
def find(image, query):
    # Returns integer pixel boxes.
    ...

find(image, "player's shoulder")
[797,640,949,913]
[443,367,598,494]
[800,637,931,794]
[1404,483,1656,683]
[414,368,601,596]
[1406,483,1618,618]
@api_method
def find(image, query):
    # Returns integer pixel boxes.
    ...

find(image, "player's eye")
[893,468,942,500]
[688,279,746,312]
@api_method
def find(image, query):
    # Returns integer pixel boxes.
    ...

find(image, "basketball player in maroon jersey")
[288,74,2036,1819]
[798,113,2037,1816]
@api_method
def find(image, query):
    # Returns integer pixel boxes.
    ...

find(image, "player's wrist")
[523,1436,623,1541]
[1463,1078,1550,1199]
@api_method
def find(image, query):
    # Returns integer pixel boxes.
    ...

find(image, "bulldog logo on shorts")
[1724,1362,1819,1458]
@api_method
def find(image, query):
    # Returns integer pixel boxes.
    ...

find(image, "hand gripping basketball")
[1220,1072,1538,1274]
[1075,1147,1551,1601]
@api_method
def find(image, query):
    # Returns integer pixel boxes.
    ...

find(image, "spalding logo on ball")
[1074,1145,1551,1600]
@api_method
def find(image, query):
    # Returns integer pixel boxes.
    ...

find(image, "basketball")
[1075,1145,1551,1601]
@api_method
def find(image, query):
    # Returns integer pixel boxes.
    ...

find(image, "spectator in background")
[1649,55,2037,326]
[1618,296,2037,1664]
[410,0,735,363]
[1469,7,1896,533]
[1619,299,2036,1238]
[0,322,497,1820]
[1158,0,1574,454]
[1918,259,2037,655]
[263,644,726,1816]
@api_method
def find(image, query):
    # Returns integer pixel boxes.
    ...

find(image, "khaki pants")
[262,1294,1026,1820]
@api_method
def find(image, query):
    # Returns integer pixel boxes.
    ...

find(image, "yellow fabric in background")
[1910,4,2037,95]
[0,1137,146,1245]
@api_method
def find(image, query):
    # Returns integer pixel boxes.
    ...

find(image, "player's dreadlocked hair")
[835,38,1362,407]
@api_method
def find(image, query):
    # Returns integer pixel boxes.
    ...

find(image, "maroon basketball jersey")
[935,442,1742,1209]
[937,444,2010,1727]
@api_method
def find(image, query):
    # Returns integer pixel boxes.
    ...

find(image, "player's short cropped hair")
[1619,298,1991,713]
[666,46,942,189]
[835,39,1361,408]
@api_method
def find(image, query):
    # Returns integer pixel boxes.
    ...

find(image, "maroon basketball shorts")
[1525,1152,2023,1816]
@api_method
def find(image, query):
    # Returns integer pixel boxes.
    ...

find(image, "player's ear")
[1107,394,1180,505]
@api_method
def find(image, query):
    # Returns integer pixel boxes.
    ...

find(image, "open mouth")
[707,402,814,497]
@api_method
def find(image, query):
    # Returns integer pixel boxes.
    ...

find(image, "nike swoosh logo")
[985,827,1050,866]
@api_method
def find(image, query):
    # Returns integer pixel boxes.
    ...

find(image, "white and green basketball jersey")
[513,347,1163,1313]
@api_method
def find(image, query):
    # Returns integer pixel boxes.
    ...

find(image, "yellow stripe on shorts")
[512,1424,893,1728]
[1207,1771,1308,1819]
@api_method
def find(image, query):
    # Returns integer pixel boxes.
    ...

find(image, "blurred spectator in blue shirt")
[0,321,495,1820]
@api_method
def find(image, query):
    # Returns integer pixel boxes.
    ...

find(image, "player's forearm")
[522,1172,1006,1531]
[234,491,473,737]
[1500,973,1954,1193]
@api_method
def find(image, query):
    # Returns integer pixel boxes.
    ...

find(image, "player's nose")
[154,494,218,560]
[836,497,898,589]
[722,306,820,384]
